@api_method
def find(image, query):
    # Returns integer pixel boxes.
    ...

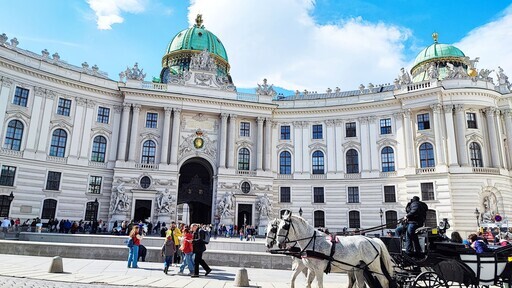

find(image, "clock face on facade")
[194,137,204,149]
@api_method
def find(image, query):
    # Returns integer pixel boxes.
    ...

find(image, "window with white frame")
[312,124,323,139]
[380,118,392,134]
[279,151,292,174]
[145,112,158,128]
[346,122,357,137]
[383,186,396,202]
[88,176,102,194]
[97,107,110,124]
[313,187,324,203]
[91,136,107,162]
[84,201,99,221]
[238,148,250,170]
[349,211,360,228]
[385,210,398,228]
[347,187,359,203]
[41,199,57,219]
[57,98,72,116]
[280,125,290,140]
[314,210,325,228]
[469,142,483,167]
[280,187,291,203]
[421,182,435,201]
[13,87,29,107]
[466,112,477,129]
[417,113,430,130]
[3,120,24,151]
[0,165,16,187]
[141,140,156,164]
[46,171,61,191]
[240,122,250,137]
[381,146,395,172]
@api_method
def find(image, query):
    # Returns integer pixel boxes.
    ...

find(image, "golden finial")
[195,14,203,27]
[432,32,439,43]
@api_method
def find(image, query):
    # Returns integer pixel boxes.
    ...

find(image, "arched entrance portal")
[178,158,213,224]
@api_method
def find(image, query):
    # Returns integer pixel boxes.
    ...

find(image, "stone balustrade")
[135,163,159,170]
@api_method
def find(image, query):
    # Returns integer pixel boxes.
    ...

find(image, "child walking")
[178,227,195,275]
[161,235,175,274]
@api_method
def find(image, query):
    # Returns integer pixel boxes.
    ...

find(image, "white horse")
[276,212,395,288]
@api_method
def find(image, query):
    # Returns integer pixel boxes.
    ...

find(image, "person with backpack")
[161,235,175,274]
[190,223,212,278]
[402,196,428,257]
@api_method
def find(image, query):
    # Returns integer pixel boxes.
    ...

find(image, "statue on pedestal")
[156,188,175,214]
[111,183,131,213]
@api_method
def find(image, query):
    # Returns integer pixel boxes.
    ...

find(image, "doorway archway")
[178,157,214,224]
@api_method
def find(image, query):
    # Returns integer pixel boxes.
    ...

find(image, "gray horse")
[276,212,394,288]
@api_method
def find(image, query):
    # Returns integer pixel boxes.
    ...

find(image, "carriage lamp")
[298,207,303,217]
[379,208,384,235]
[474,208,480,227]
[7,191,14,202]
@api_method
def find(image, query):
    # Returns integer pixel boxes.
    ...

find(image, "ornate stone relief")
[377,138,398,149]
[342,141,361,151]
[255,79,276,97]
[178,130,217,162]
[414,134,434,147]
[123,63,146,81]
[465,132,483,145]
[276,143,294,152]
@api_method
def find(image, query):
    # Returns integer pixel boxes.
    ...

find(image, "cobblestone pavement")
[0,276,131,288]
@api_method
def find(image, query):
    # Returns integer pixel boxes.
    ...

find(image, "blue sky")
[1,0,511,94]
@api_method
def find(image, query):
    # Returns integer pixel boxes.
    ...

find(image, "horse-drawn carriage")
[266,213,512,288]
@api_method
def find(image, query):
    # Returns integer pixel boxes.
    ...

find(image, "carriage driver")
[396,196,428,257]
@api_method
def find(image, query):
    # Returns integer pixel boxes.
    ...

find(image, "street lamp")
[8,191,14,202]
[379,208,384,235]
[474,208,480,228]
[298,207,303,217]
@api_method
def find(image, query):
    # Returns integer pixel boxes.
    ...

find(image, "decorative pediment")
[308,142,327,151]
[236,139,253,147]
[91,126,112,136]
[465,132,483,145]
[276,143,294,152]
[5,110,31,122]
[50,119,73,130]
[377,138,398,148]
[414,134,434,147]
[342,141,361,150]
[140,131,160,140]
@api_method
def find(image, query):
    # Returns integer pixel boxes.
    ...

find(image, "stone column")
[108,105,122,162]
[127,104,141,162]
[117,103,132,161]
[264,118,271,171]
[219,113,229,168]
[335,120,343,172]
[227,114,237,168]
[256,117,264,171]
[302,122,309,173]
[271,121,279,173]
[403,109,415,168]
[0,78,12,140]
[25,86,44,152]
[359,117,370,172]
[431,104,445,165]
[368,117,379,171]
[496,111,507,169]
[393,112,405,170]
[69,98,86,158]
[79,100,95,159]
[503,109,512,168]
[36,90,56,155]
[326,120,336,173]
[170,108,181,165]
[485,107,501,168]
[293,121,303,173]
[455,105,469,166]
[160,107,172,164]
[443,105,458,166]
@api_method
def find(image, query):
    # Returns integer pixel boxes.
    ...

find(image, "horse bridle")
[266,223,279,247]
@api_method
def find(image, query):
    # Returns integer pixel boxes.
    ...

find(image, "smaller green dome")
[412,33,465,72]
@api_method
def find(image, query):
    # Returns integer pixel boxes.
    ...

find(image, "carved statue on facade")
[481,193,499,223]
[124,63,146,81]
[445,62,468,79]
[190,49,216,72]
[427,62,439,80]
[496,66,510,87]
[156,188,175,214]
[257,193,272,219]
[478,69,494,83]
[111,183,131,213]
[256,78,277,96]
[398,67,412,86]
[217,191,234,219]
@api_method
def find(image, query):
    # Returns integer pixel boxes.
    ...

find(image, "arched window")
[381,146,395,172]
[49,129,67,157]
[349,210,360,228]
[346,149,359,173]
[91,136,107,162]
[385,210,398,229]
[425,209,437,228]
[469,142,483,167]
[419,143,435,168]
[4,120,24,151]
[314,210,325,228]
[41,199,57,219]
[0,195,12,217]
[238,148,250,170]
[84,201,99,221]
[279,151,292,174]
[141,140,156,164]
[312,150,324,174]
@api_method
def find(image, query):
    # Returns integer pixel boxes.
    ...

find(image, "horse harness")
[278,217,382,275]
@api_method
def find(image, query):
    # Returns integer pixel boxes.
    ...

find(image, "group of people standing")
[126,221,212,278]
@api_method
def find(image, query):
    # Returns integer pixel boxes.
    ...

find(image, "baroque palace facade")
[0,17,511,235]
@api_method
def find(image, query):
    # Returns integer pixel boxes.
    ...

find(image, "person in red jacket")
[177,227,195,275]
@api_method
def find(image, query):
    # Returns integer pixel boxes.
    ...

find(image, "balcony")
[46,155,67,164]
[416,167,436,174]
[0,148,23,158]
[311,174,327,179]
[88,161,107,168]
[237,170,257,176]
[472,167,500,175]
[277,174,292,179]
[379,171,397,178]
[344,173,361,179]
[406,80,432,92]
[135,163,159,170]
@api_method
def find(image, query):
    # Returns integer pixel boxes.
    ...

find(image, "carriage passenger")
[468,233,491,253]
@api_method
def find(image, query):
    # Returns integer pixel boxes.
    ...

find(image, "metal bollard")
[48,256,64,273]
[233,268,250,287]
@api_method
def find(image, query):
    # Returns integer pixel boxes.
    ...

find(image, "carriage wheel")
[412,271,448,288]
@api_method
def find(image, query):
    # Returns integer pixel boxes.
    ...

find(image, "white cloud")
[456,5,512,82]
[87,0,147,30]
[188,0,411,91]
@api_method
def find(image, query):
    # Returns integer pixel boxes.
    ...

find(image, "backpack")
[201,229,210,244]
[126,238,134,248]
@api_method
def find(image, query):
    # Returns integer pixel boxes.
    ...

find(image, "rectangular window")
[88,176,102,194]
[421,183,435,201]
[57,98,72,116]
[280,187,291,203]
[380,118,392,134]
[13,87,29,107]
[312,124,323,139]
[145,112,158,128]
[384,186,396,202]
[346,122,357,137]
[0,165,16,187]
[97,107,110,124]
[347,187,359,203]
[240,122,250,137]
[417,113,430,130]
[313,187,324,203]
[466,112,477,129]
[280,125,290,140]
[46,171,62,191]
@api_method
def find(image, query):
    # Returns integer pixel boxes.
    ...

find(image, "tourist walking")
[178,227,195,275]
[127,226,142,268]
[191,223,211,277]
[166,222,182,265]
[161,235,175,274]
